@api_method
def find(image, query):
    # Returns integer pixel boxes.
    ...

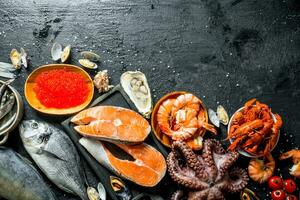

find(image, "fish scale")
[0,147,57,200]
[19,120,88,200]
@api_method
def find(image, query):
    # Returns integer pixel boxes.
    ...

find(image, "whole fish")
[19,120,89,200]
[0,147,57,200]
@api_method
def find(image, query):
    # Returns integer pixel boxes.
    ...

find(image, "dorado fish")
[71,106,151,144]
[79,138,166,187]
[19,120,88,200]
[0,147,56,200]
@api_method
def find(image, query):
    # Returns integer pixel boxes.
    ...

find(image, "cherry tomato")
[286,194,298,200]
[283,179,297,194]
[271,190,286,200]
[268,176,283,190]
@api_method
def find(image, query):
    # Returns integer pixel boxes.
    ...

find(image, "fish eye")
[31,122,39,129]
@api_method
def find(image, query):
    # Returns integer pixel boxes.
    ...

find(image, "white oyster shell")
[51,42,63,61]
[120,71,152,118]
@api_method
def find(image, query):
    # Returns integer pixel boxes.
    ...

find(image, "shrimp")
[248,153,275,183]
[279,150,300,178]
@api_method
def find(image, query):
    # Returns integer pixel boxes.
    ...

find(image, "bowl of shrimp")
[151,91,217,150]
[227,99,282,158]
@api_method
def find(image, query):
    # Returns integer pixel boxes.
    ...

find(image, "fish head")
[19,120,52,148]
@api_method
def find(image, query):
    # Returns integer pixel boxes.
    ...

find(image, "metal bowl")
[228,106,279,158]
[0,81,24,145]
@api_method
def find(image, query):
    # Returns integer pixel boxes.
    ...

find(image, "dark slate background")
[0,0,300,199]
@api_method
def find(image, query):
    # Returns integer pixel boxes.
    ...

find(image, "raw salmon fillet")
[71,106,151,143]
[79,138,166,187]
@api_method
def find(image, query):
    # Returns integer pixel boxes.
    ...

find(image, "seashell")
[93,70,113,93]
[110,176,131,200]
[208,108,220,128]
[61,45,71,63]
[120,71,152,118]
[51,42,63,61]
[80,51,101,62]
[79,59,98,69]
[10,49,21,69]
[87,186,100,200]
[20,47,28,68]
[240,188,260,200]
[97,182,106,200]
[217,105,229,125]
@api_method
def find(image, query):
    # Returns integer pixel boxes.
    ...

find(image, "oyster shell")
[217,105,229,125]
[10,49,21,69]
[51,42,63,61]
[61,45,71,63]
[208,108,220,128]
[93,70,113,93]
[79,59,98,69]
[120,71,152,118]
[80,51,101,62]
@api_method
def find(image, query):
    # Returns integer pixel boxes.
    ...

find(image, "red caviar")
[34,68,89,108]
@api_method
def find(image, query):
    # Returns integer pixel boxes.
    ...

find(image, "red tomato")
[286,194,298,200]
[283,179,297,194]
[268,176,283,190]
[271,190,286,200]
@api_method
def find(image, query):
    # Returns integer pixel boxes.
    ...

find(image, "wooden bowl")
[151,91,208,148]
[228,106,280,158]
[25,64,94,115]
[0,81,24,145]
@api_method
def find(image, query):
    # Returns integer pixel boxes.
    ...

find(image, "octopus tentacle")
[215,151,239,182]
[167,151,210,189]
[171,190,184,200]
[188,189,210,200]
[225,167,249,193]
[172,141,203,172]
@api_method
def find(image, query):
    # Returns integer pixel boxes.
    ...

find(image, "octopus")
[167,139,249,200]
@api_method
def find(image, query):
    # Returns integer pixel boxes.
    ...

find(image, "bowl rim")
[151,91,208,148]
[24,64,94,115]
[0,81,24,136]
[228,106,280,158]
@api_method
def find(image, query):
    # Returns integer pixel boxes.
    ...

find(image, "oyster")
[61,45,71,63]
[120,71,152,118]
[80,51,100,62]
[93,70,113,93]
[217,105,229,125]
[20,48,28,68]
[79,59,98,69]
[208,108,220,128]
[51,42,63,61]
[10,49,21,69]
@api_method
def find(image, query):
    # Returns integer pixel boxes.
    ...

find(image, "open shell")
[61,45,71,63]
[217,105,229,125]
[51,42,63,61]
[10,49,21,69]
[79,59,98,69]
[208,108,220,128]
[80,51,101,62]
[20,48,28,68]
[87,187,100,200]
[120,71,152,118]
[97,182,106,200]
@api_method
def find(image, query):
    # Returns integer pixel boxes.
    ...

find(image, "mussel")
[110,176,131,200]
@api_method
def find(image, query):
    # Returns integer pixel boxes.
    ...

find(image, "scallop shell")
[217,105,229,125]
[208,108,220,128]
[51,42,63,61]
[120,71,152,118]
[10,49,21,69]
[97,182,106,200]
[61,45,71,63]
[20,47,28,68]
[80,51,101,62]
[79,59,98,69]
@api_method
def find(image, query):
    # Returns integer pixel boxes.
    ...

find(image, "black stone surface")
[0,0,300,199]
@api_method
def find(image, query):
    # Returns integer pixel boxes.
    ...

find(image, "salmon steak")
[79,138,167,187]
[71,106,151,144]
